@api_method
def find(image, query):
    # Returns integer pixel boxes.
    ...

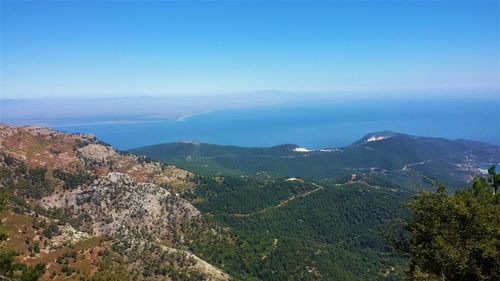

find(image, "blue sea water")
[49,95,500,150]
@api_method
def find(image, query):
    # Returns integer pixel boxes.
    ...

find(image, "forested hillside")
[2,124,498,280]
[183,176,410,280]
[130,132,500,189]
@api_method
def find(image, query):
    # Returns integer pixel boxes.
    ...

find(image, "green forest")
[184,170,500,280]
[185,176,410,280]
[130,134,500,189]
[1,153,498,280]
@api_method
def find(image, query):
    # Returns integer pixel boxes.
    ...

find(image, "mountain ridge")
[135,130,500,152]
[129,131,500,189]
[0,123,230,280]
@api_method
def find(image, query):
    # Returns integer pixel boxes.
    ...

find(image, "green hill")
[129,132,500,189]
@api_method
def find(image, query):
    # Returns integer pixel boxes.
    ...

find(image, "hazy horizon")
[1,1,498,148]
[1,1,499,99]
[2,93,498,150]
[1,89,498,124]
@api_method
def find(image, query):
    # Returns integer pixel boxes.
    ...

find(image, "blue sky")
[1,1,498,99]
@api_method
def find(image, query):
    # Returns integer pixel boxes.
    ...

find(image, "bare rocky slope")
[0,124,229,280]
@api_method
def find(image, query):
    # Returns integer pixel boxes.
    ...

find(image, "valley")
[0,124,498,280]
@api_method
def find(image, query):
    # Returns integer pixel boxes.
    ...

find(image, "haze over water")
[27,95,497,150]
[1,2,498,150]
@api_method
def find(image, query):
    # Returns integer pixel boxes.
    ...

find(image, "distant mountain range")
[129,131,500,189]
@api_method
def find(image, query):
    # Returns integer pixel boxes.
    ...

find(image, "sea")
[2,95,499,150]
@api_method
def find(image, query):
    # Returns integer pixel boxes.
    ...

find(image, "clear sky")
[1,1,498,99]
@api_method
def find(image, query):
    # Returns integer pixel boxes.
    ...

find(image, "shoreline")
[177,110,215,122]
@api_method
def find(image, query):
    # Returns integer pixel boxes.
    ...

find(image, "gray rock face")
[39,172,227,280]
[46,172,199,239]
[77,143,118,163]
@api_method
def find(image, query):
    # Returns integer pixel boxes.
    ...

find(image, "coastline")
[177,110,215,122]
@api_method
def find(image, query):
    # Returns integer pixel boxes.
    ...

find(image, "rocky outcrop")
[44,172,199,238]
[0,124,228,280]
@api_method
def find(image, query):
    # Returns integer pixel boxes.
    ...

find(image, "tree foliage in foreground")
[402,168,499,281]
